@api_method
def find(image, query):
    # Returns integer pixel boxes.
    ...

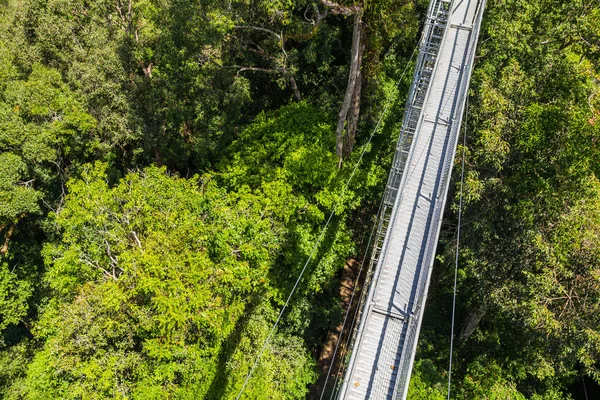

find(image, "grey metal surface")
[338,0,486,399]
[340,0,452,369]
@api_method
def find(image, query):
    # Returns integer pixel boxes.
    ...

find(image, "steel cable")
[235,47,418,400]
[447,95,468,400]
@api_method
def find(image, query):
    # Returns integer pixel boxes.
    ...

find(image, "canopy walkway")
[337,0,486,398]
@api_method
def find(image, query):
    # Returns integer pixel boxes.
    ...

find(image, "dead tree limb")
[219,65,280,75]
[233,25,282,41]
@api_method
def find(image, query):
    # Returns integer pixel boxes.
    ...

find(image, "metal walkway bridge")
[337,0,486,398]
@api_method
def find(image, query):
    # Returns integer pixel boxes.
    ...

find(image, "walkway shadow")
[204,300,257,400]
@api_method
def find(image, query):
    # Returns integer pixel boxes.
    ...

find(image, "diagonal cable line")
[319,195,382,400]
[447,95,468,400]
[235,47,418,400]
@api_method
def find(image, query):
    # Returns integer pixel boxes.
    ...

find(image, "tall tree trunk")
[343,39,365,159]
[289,75,302,101]
[336,11,364,166]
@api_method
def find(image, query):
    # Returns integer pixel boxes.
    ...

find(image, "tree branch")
[0,213,27,255]
[219,64,281,75]
[130,231,142,248]
[80,256,118,281]
[233,25,281,41]
[0,224,15,255]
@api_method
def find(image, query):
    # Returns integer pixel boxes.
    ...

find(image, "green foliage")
[0,341,31,399]
[417,0,600,397]
[407,360,446,400]
[0,61,97,345]
[16,163,315,398]
[221,102,337,193]
[214,103,358,356]
[0,262,32,332]
[0,152,39,223]
[0,0,418,397]
[0,63,96,221]
[212,302,317,400]
[3,0,597,398]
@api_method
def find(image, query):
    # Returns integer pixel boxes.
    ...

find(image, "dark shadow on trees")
[204,299,258,400]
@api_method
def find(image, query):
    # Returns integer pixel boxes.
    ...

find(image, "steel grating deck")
[338,0,487,399]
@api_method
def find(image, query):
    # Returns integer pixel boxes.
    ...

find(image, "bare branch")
[18,179,35,187]
[588,80,599,114]
[248,40,268,56]
[219,64,281,75]
[104,238,119,267]
[314,3,329,23]
[80,256,118,281]
[0,213,27,255]
[233,25,281,41]
[140,61,153,78]
[246,45,279,62]
[237,66,279,74]
[130,231,142,248]
[304,5,316,24]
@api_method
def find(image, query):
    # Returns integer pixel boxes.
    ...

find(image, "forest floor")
[309,258,360,399]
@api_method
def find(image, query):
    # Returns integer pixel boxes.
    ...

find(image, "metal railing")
[336,0,487,397]
[392,2,487,398]
[335,0,453,394]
